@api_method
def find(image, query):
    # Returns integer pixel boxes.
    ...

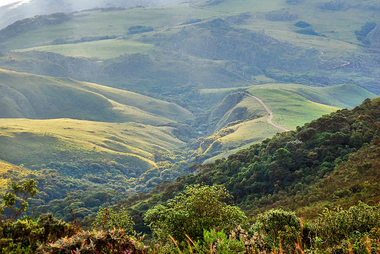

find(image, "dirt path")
[245,93,290,132]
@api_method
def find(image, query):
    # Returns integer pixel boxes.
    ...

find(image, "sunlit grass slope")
[247,85,336,130]
[0,68,192,172]
[202,83,374,163]
[0,69,194,123]
[16,40,155,59]
[266,83,377,109]
[0,118,185,169]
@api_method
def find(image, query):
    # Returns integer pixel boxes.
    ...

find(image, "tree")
[144,184,247,243]
[0,179,38,222]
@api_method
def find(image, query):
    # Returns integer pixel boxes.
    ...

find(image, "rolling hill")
[200,83,376,163]
[0,68,196,191]
[0,68,194,123]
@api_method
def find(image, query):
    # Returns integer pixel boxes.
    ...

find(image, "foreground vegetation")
[2,182,380,253]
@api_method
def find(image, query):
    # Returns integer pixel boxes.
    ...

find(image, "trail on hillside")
[245,92,290,132]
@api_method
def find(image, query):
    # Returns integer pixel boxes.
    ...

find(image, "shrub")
[314,201,380,248]
[0,213,75,253]
[128,26,154,35]
[295,28,323,36]
[37,228,146,254]
[145,184,247,243]
[294,21,311,28]
[252,209,301,251]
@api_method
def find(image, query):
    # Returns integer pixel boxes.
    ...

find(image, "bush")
[314,201,380,248]
[128,26,154,35]
[37,228,146,254]
[295,28,323,36]
[294,21,311,28]
[252,209,301,251]
[145,184,247,243]
[0,214,75,253]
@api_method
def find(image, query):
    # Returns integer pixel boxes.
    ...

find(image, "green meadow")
[16,40,155,59]
[200,83,376,162]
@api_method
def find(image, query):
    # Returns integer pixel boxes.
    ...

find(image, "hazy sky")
[0,0,30,8]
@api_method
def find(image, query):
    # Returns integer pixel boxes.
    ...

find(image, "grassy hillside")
[199,83,375,163]
[0,68,194,123]
[16,39,155,59]
[275,83,378,108]
[0,68,195,200]
[246,83,377,129]
[0,118,185,167]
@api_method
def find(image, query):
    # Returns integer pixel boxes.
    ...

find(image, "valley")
[0,0,379,252]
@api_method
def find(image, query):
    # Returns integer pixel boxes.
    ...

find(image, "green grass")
[247,85,339,130]
[198,0,380,48]
[0,69,194,124]
[201,82,374,163]
[2,4,222,51]
[261,83,377,108]
[0,118,185,168]
[0,68,193,170]
[212,93,268,131]
[16,40,155,59]
[3,0,379,67]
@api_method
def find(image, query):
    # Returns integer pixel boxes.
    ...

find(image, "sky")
[0,0,30,8]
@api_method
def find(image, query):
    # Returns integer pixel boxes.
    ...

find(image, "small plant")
[37,228,146,254]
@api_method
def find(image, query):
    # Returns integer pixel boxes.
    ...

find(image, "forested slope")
[120,97,380,233]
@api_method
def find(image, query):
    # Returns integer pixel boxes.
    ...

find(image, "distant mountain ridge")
[0,0,205,29]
